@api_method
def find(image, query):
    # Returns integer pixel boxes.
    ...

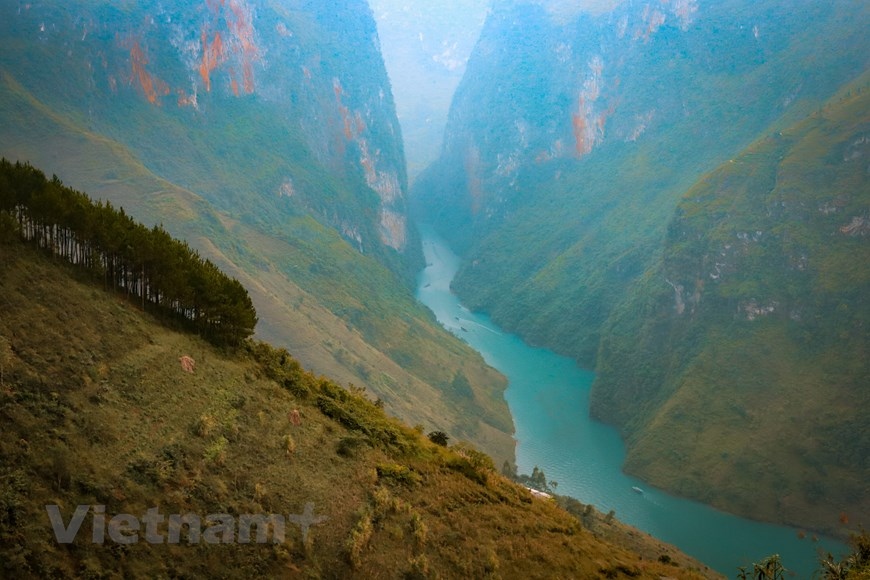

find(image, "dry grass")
[0,242,714,578]
[0,70,516,469]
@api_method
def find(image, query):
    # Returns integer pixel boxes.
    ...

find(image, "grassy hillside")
[0,0,523,463]
[593,74,870,538]
[0,68,516,466]
[0,240,717,579]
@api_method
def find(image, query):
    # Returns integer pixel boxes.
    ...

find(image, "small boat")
[632,486,644,494]
[460,326,468,332]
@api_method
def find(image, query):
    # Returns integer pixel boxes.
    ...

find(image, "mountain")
[369,0,490,179]
[0,0,514,463]
[413,0,869,533]
[594,75,870,536]
[0,227,718,579]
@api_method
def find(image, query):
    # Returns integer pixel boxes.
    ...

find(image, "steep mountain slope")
[2,0,410,269]
[0,237,717,579]
[0,1,515,461]
[594,75,870,536]
[415,0,869,363]
[370,0,489,179]
[413,0,869,532]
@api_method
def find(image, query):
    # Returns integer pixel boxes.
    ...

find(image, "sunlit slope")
[0,0,516,461]
[0,71,514,464]
[594,74,870,537]
[0,241,714,579]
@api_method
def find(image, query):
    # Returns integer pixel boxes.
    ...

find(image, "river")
[415,224,847,577]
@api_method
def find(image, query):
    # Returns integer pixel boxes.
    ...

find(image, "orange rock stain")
[130,42,169,104]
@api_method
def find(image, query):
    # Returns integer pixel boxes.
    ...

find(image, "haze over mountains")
[370,0,489,178]
[0,0,515,464]
[413,0,869,536]
[0,0,868,573]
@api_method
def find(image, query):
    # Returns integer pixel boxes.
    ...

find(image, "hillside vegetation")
[0,0,517,463]
[0,159,257,347]
[593,75,870,537]
[413,0,869,533]
[417,0,869,365]
[0,235,719,578]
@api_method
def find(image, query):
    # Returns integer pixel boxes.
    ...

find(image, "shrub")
[451,442,494,471]
[195,414,218,438]
[345,509,373,570]
[410,512,427,548]
[405,554,429,579]
[336,436,368,458]
[427,431,449,446]
[376,463,421,487]
[204,436,228,466]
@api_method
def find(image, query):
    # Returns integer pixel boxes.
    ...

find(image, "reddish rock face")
[0,0,411,262]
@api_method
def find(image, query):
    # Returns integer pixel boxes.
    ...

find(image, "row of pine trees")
[0,159,257,346]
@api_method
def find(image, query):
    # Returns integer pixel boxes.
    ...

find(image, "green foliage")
[375,463,422,487]
[345,508,374,570]
[0,469,28,531]
[405,554,430,579]
[737,554,786,580]
[0,0,516,465]
[447,371,474,399]
[412,0,869,533]
[451,442,495,472]
[315,377,419,454]
[336,436,369,458]
[0,159,257,346]
[0,243,727,578]
[0,213,17,243]
[203,436,229,466]
[512,465,556,495]
[415,0,870,368]
[501,460,517,479]
[409,512,427,548]
[819,530,870,580]
[427,430,449,446]
[246,342,312,399]
[593,77,870,533]
[444,455,489,486]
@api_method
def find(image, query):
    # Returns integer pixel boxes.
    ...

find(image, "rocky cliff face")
[0,1,517,464]
[0,0,411,266]
[415,0,710,249]
[595,80,870,535]
[416,0,867,255]
[414,0,869,533]
[369,0,490,179]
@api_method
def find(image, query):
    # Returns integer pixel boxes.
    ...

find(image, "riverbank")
[415,224,847,577]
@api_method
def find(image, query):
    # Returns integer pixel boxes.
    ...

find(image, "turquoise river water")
[415,225,846,577]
